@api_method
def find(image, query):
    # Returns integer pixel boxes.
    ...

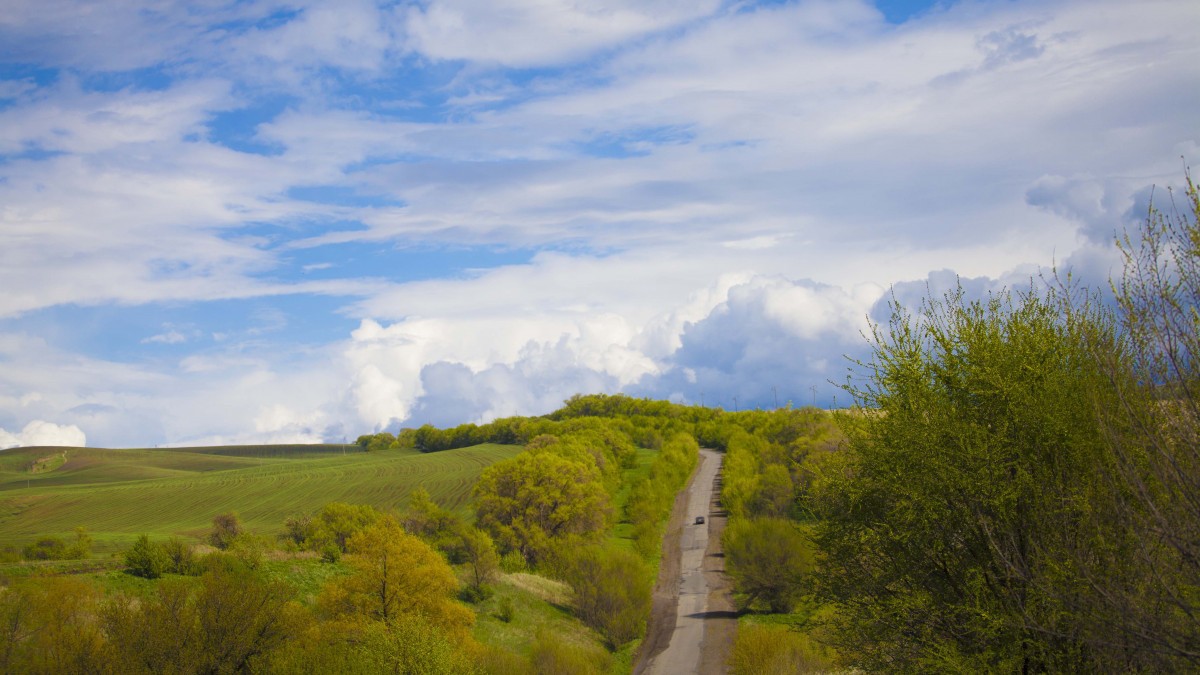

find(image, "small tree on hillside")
[209,512,243,550]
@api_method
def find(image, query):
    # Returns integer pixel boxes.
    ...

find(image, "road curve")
[641,448,727,675]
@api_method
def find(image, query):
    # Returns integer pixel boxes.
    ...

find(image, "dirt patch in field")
[632,452,705,674]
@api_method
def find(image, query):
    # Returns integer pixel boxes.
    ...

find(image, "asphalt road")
[643,447,725,675]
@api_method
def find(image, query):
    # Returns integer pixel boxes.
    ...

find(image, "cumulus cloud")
[342,271,885,427]
[0,420,86,449]
[0,0,1195,446]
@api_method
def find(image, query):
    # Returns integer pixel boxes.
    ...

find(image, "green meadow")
[0,443,522,552]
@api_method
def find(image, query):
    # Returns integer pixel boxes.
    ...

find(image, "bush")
[499,551,525,574]
[729,623,836,675]
[162,537,200,575]
[563,544,652,648]
[529,631,610,675]
[496,596,515,623]
[124,534,170,579]
[723,518,811,613]
[813,285,1128,670]
[22,527,91,561]
[209,512,243,550]
[459,584,492,604]
[23,536,67,561]
[319,543,341,564]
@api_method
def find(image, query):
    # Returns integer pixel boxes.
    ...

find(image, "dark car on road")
[695,516,705,525]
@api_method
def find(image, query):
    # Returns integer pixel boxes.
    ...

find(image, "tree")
[460,526,500,595]
[751,463,793,518]
[125,534,170,579]
[474,452,612,564]
[1057,168,1200,668]
[318,516,474,638]
[722,518,810,613]
[103,578,204,673]
[307,502,381,553]
[209,511,243,550]
[563,545,652,648]
[403,487,467,562]
[68,526,92,559]
[192,567,301,673]
[104,567,301,673]
[0,577,105,673]
[812,286,1125,671]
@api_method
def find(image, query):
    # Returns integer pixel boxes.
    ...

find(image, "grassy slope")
[1,441,663,673]
[0,443,521,552]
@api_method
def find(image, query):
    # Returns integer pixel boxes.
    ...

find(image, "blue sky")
[0,0,1197,448]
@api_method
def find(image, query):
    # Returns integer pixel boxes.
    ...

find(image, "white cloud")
[0,0,1196,446]
[142,330,188,345]
[0,420,86,449]
[403,0,721,67]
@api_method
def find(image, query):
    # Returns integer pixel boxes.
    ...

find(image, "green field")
[0,443,521,552]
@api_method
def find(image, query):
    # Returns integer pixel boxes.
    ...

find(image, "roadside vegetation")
[721,169,1200,673]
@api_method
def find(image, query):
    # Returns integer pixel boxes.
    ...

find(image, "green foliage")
[729,622,837,675]
[723,518,811,613]
[161,536,200,576]
[0,577,105,673]
[813,285,1125,671]
[208,511,243,549]
[319,543,341,564]
[624,432,699,560]
[474,452,612,565]
[562,544,653,648]
[499,550,526,574]
[124,534,170,579]
[353,617,479,674]
[1093,168,1200,667]
[22,535,67,561]
[496,596,515,623]
[104,566,301,674]
[305,501,381,553]
[319,515,474,637]
[404,486,470,562]
[21,526,91,561]
[461,526,501,593]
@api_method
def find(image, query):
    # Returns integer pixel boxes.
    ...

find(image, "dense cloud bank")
[0,0,1196,446]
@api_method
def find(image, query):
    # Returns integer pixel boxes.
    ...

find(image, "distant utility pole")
[733,396,739,412]
[700,392,705,407]
[810,385,817,408]
[773,386,779,409]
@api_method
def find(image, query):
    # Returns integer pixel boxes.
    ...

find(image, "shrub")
[162,537,200,575]
[499,551,525,574]
[124,534,170,579]
[496,596,515,623]
[319,543,341,564]
[529,631,610,675]
[23,536,67,561]
[730,623,836,675]
[209,512,243,550]
[563,544,652,648]
[723,518,811,613]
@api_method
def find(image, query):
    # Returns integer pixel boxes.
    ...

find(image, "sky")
[0,0,1197,448]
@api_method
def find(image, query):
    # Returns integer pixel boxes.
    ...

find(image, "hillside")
[0,443,521,552]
